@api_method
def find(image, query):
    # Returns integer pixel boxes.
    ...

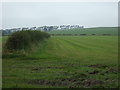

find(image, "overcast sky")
[1,2,118,29]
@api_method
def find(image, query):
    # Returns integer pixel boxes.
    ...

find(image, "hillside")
[47,27,118,36]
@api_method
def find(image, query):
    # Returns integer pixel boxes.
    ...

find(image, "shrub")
[5,30,50,51]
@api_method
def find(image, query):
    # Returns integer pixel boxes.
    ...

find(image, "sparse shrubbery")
[5,30,50,51]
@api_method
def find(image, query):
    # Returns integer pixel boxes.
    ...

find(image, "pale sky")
[1,2,118,29]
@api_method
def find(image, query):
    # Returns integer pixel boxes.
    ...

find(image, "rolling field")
[2,36,118,88]
[48,27,118,36]
[0,36,2,54]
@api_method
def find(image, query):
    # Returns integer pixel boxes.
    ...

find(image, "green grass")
[48,27,118,36]
[2,36,118,88]
[0,36,8,56]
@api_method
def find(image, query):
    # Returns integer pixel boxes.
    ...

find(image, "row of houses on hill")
[1,25,84,35]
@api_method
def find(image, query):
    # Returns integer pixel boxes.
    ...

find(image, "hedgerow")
[5,30,50,51]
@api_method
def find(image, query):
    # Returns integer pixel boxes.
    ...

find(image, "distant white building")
[29,27,36,30]
[36,27,44,31]
[59,25,84,30]
[2,25,84,35]
[22,27,29,30]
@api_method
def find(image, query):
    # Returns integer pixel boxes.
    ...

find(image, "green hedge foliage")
[5,30,50,50]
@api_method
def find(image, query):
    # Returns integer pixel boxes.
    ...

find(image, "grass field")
[2,36,118,88]
[48,27,118,36]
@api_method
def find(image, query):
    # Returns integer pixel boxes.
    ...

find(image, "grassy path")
[2,36,118,88]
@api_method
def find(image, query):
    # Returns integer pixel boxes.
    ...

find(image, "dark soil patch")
[105,68,118,74]
[72,73,88,78]
[88,70,99,75]
[87,64,109,69]
[62,71,70,75]
[79,79,104,87]
[66,63,79,67]
[28,78,105,88]
[28,70,118,88]
[28,72,105,88]
[28,79,70,86]
[32,66,64,71]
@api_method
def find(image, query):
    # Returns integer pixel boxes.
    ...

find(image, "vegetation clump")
[5,30,50,51]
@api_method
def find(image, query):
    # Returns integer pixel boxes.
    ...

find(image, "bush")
[5,30,50,51]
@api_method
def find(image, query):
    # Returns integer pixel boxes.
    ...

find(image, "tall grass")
[5,30,50,51]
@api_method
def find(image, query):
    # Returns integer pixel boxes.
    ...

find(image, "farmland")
[48,27,118,36]
[2,35,118,88]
